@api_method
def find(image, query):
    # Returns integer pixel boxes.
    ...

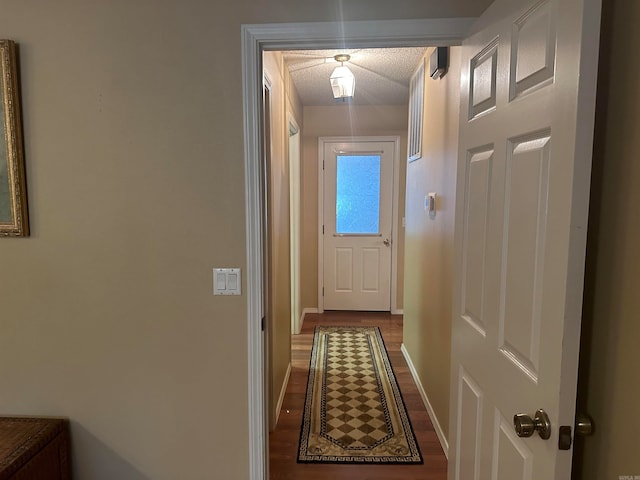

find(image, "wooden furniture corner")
[0,417,71,479]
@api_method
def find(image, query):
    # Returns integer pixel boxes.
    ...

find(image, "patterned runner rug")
[298,326,422,464]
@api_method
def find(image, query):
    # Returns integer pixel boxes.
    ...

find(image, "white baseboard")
[401,343,449,458]
[274,362,291,427]
[294,308,318,335]
[391,308,404,315]
[300,308,318,326]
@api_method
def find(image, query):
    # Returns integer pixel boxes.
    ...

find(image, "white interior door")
[449,0,600,478]
[322,140,394,311]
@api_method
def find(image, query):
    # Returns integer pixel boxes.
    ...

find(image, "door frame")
[261,73,274,434]
[317,136,401,313]
[288,112,302,334]
[242,18,474,480]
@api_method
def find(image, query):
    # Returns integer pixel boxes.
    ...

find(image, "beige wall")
[300,105,408,311]
[402,47,461,439]
[263,52,302,429]
[0,1,497,478]
[579,0,640,476]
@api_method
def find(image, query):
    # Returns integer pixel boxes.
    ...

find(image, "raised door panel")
[510,0,556,99]
[334,248,353,292]
[499,132,551,382]
[361,248,381,292]
[455,371,484,480]
[469,40,499,120]
[461,148,494,338]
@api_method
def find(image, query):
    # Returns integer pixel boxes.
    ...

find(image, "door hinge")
[323,160,325,170]
[322,287,324,296]
[323,225,325,235]
[261,316,266,331]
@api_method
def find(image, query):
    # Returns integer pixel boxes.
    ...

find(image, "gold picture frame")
[0,39,28,236]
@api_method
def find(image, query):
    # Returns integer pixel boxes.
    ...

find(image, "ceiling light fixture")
[330,54,355,100]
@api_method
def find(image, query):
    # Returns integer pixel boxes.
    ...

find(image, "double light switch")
[213,268,241,295]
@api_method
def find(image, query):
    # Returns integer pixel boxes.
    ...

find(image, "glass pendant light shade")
[330,65,355,99]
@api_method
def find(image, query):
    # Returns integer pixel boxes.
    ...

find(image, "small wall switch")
[227,273,238,290]
[427,192,437,217]
[216,272,227,290]
[213,268,241,295]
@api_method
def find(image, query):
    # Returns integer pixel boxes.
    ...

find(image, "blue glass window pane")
[336,155,381,234]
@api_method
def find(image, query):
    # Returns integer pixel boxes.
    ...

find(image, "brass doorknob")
[383,238,391,247]
[513,409,551,440]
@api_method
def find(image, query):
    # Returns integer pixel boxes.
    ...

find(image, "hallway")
[269,311,447,480]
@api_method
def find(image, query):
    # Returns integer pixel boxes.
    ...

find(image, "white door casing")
[449,0,600,479]
[319,138,396,311]
[288,113,302,334]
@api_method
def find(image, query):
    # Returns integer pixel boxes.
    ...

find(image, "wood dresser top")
[0,417,68,477]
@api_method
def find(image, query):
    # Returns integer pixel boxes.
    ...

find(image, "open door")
[449,0,601,478]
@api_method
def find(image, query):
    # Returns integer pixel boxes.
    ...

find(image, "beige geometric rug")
[298,326,422,464]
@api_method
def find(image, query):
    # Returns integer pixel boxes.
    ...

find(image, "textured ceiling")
[282,47,427,106]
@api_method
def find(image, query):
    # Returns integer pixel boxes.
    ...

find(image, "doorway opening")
[242,18,472,480]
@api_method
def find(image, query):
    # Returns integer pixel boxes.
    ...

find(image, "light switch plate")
[213,268,241,295]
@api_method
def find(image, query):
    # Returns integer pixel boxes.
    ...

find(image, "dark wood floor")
[269,311,448,480]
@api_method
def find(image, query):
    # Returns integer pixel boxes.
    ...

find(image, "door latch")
[558,413,593,450]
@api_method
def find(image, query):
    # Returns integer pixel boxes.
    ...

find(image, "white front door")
[321,139,395,311]
[449,0,600,478]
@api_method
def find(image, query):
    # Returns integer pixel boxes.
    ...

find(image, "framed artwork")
[0,39,29,237]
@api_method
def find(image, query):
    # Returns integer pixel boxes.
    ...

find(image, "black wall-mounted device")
[429,47,449,79]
